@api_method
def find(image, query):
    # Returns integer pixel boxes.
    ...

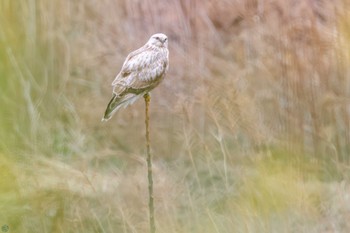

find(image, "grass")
[1,0,350,232]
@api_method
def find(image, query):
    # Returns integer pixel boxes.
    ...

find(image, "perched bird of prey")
[102,33,169,121]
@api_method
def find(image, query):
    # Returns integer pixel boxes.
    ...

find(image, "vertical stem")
[144,93,155,233]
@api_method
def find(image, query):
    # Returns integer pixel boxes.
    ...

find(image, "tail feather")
[101,93,142,122]
[102,94,120,121]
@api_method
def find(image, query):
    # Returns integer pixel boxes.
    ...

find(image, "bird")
[102,33,169,122]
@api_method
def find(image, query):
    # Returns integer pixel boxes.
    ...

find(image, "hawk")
[102,33,169,121]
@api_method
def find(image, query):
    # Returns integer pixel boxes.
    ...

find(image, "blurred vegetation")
[1,0,350,232]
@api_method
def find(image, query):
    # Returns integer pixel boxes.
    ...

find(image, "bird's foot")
[143,93,151,102]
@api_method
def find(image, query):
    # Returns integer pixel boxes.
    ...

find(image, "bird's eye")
[155,37,159,40]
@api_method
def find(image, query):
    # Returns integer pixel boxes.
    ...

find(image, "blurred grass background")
[1,0,350,232]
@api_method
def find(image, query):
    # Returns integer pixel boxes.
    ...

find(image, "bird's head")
[147,33,168,48]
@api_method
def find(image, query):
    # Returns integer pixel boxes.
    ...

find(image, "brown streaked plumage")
[102,33,169,121]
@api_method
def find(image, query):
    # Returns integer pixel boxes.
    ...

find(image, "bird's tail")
[101,93,142,122]
[102,94,122,122]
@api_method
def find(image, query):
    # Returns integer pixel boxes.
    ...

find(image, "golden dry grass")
[1,0,350,232]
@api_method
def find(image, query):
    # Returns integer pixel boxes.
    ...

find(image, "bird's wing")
[111,46,146,86]
[112,47,168,95]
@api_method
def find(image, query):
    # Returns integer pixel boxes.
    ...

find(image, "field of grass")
[1,0,350,232]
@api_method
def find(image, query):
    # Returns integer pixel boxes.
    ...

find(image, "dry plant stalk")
[144,93,155,233]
